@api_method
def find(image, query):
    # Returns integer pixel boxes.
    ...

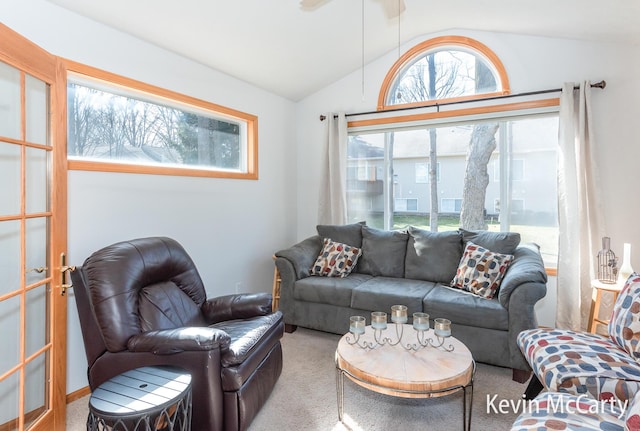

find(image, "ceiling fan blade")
[381,0,406,18]
[300,0,332,11]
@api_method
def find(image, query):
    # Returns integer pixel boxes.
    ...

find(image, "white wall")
[295,29,640,328]
[2,0,298,393]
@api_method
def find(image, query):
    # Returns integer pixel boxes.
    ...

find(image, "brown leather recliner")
[71,237,284,431]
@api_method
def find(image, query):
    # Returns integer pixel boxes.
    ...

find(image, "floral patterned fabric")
[518,328,640,403]
[609,274,640,360]
[310,238,362,278]
[450,241,513,299]
[511,392,626,431]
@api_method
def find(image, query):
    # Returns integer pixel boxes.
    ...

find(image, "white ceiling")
[46,0,640,101]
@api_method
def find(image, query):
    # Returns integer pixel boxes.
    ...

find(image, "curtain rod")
[319,80,606,121]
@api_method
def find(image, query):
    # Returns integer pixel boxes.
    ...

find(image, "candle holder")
[346,306,455,352]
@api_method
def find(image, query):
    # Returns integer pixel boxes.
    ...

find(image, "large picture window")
[66,63,258,179]
[347,36,559,268]
[346,115,559,266]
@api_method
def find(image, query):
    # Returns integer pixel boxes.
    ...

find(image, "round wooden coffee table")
[335,324,475,431]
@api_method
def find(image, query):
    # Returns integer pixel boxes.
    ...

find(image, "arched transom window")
[378,36,510,110]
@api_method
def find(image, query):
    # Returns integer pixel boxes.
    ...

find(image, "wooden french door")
[0,24,68,431]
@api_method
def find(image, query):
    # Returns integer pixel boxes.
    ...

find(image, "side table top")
[89,366,192,416]
[335,325,474,398]
[591,279,625,292]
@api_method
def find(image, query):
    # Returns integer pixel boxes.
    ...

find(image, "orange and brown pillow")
[310,238,362,278]
[451,241,514,299]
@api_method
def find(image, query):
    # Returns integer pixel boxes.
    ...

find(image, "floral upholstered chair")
[511,390,640,431]
[517,274,640,404]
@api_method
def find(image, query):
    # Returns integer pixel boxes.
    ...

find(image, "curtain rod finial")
[319,114,326,121]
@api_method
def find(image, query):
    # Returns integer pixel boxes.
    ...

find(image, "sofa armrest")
[127,327,231,354]
[201,293,272,324]
[274,235,323,280]
[498,242,548,309]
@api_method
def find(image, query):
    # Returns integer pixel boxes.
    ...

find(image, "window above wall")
[65,62,258,179]
[378,36,509,111]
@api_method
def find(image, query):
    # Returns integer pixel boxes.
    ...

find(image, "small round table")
[335,324,475,431]
[588,279,625,334]
[87,366,192,431]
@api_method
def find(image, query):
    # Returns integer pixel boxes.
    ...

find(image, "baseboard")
[67,386,91,403]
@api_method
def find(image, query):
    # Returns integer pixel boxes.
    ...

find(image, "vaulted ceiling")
[46,0,640,101]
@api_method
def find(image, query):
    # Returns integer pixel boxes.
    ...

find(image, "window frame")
[377,36,511,111]
[64,60,258,180]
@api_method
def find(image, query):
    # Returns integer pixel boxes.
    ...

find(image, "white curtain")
[317,112,348,225]
[556,81,604,330]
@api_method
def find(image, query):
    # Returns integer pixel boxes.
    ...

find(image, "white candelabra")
[347,305,454,352]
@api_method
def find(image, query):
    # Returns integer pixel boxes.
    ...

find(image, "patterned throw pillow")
[450,241,514,299]
[310,238,362,278]
[609,273,640,359]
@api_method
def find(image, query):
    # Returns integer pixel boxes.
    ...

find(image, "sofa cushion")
[294,273,374,307]
[405,227,463,283]
[422,284,508,330]
[138,281,207,332]
[451,241,514,299]
[350,277,436,315]
[358,226,409,278]
[310,238,362,278]
[460,228,520,255]
[609,273,640,360]
[317,221,365,247]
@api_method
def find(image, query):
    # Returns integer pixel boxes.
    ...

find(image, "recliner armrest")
[201,292,273,324]
[127,327,231,354]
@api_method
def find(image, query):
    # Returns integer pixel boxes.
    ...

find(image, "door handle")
[60,253,76,296]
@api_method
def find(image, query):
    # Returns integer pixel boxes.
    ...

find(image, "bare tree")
[394,52,464,231]
[459,60,499,230]
[67,84,100,156]
[459,123,499,229]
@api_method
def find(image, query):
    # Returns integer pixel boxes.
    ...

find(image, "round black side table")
[87,366,192,431]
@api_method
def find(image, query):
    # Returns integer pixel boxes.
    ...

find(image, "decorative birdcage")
[597,237,618,284]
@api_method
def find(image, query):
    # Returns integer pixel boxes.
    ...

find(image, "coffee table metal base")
[336,364,474,431]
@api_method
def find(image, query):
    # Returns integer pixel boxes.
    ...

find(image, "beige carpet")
[66,327,526,430]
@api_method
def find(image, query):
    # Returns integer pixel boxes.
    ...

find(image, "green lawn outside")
[363,214,558,267]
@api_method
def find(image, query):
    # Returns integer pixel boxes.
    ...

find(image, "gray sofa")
[274,223,548,381]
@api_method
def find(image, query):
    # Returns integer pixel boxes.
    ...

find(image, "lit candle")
[390,305,408,324]
[371,311,387,330]
[413,312,429,331]
[434,318,451,338]
[349,316,366,334]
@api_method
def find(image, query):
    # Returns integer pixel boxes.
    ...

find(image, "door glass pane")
[26,285,48,357]
[24,353,48,429]
[0,220,21,297]
[25,74,48,146]
[0,296,21,377]
[0,371,19,431]
[0,141,21,216]
[25,217,48,286]
[25,147,48,214]
[0,62,21,140]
